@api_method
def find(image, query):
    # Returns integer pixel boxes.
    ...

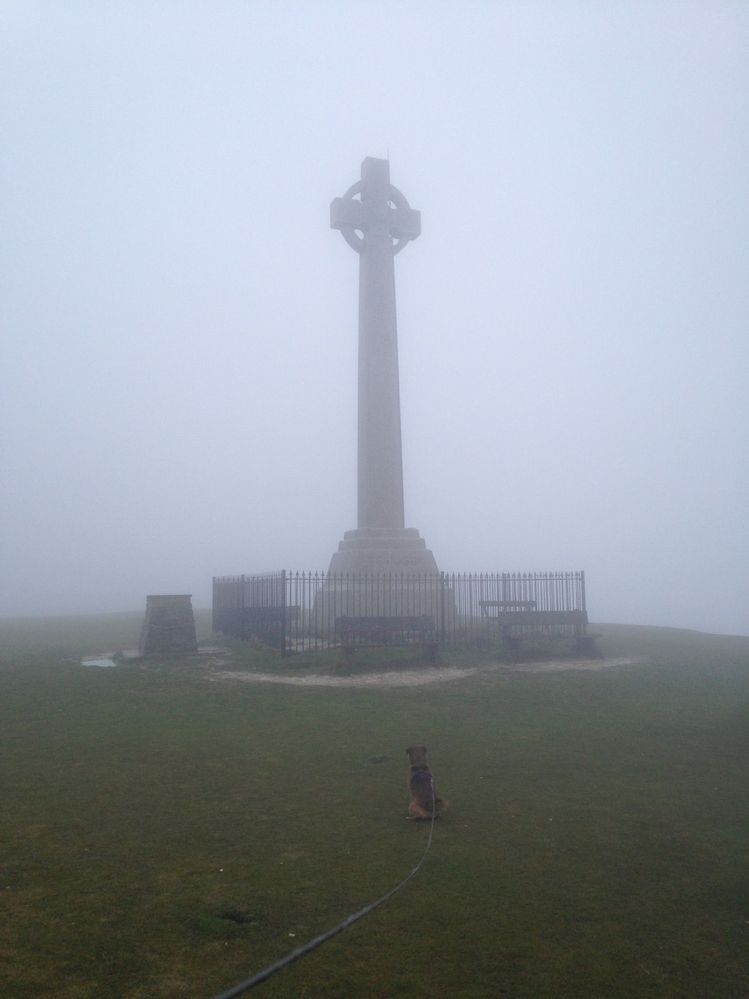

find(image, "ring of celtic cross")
[334,180,418,255]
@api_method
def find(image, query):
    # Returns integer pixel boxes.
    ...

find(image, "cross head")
[330,157,421,254]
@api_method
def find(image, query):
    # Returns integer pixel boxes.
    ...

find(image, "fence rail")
[212,571,587,654]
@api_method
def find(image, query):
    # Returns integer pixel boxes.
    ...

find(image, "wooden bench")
[479,600,537,615]
[335,615,436,649]
[213,605,299,645]
[479,605,588,644]
[239,605,299,625]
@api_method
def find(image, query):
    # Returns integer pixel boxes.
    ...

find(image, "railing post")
[280,570,287,656]
[440,571,446,645]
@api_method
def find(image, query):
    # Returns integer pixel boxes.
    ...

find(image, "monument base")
[327,527,439,575]
[314,529,444,627]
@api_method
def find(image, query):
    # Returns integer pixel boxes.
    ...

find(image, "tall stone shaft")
[328,157,437,576]
[357,193,403,529]
[331,157,420,530]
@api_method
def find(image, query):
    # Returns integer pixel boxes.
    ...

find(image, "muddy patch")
[208,657,639,689]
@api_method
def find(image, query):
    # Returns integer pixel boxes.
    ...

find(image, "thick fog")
[2,3,747,635]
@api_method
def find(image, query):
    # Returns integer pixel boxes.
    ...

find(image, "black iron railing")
[212,571,587,654]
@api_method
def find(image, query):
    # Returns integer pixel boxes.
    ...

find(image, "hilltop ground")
[1,614,747,998]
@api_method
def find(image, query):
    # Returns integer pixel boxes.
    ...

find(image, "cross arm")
[331,197,367,232]
[390,206,420,241]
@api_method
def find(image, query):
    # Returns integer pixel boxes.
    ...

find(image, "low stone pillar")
[139,594,198,656]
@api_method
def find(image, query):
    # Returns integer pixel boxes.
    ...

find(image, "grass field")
[1,614,748,998]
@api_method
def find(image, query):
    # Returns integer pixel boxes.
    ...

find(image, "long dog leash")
[213,780,437,998]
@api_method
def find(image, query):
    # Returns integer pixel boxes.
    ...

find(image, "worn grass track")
[1,616,747,998]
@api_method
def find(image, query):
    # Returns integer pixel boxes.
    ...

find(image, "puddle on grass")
[79,647,225,669]
[81,654,118,669]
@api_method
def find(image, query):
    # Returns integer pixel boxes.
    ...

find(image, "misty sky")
[2,2,747,635]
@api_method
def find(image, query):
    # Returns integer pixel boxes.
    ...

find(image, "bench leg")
[575,634,602,657]
[502,633,521,653]
[422,641,439,664]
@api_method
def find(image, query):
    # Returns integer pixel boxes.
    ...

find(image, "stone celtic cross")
[330,156,421,256]
[330,157,421,531]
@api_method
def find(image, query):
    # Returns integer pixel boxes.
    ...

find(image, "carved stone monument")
[327,157,438,575]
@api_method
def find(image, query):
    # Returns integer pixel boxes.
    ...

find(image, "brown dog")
[406,745,447,820]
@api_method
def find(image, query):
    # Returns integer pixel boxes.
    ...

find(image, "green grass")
[1,615,748,997]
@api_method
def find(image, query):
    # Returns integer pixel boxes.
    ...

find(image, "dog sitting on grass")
[406,745,447,820]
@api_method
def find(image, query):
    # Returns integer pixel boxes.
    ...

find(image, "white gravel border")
[207,657,639,688]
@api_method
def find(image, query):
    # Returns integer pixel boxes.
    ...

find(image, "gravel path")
[208,657,639,688]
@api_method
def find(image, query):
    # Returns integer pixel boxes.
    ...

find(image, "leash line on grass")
[212,783,437,998]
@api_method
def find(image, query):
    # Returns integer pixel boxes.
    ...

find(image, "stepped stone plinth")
[328,528,438,575]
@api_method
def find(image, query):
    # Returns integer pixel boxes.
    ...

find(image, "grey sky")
[2,1,747,635]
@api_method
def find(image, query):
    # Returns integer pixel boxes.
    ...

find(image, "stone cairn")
[138,594,198,656]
